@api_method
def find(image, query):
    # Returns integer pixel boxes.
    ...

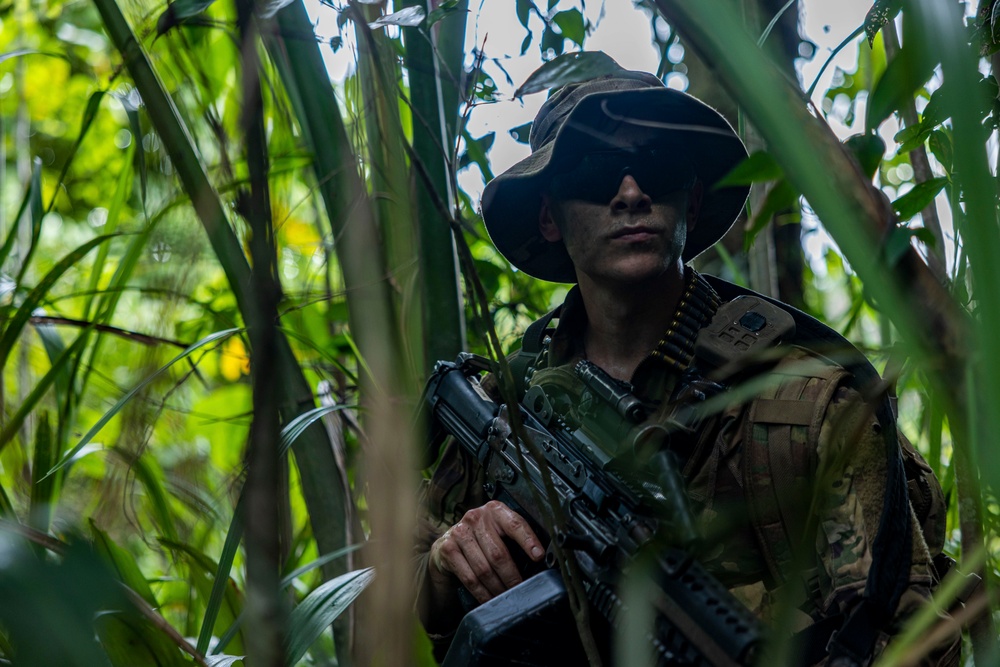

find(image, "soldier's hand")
[428,500,545,604]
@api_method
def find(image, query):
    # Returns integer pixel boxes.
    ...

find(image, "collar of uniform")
[542,268,720,402]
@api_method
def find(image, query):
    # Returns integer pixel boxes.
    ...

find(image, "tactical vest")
[508,276,948,665]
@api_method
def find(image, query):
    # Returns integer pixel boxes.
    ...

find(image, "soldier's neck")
[577,267,686,382]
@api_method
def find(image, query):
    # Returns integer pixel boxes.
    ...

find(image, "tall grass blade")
[0,233,118,371]
[90,520,160,608]
[278,404,355,458]
[160,538,245,655]
[0,159,41,269]
[199,492,245,656]
[0,329,90,455]
[95,611,190,667]
[284,567,375,666]
[46,328,240,478]
[113,446,179,543]
[28,413,55,535]
[48,90,107,212]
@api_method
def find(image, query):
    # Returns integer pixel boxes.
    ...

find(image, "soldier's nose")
[611,174,652,212]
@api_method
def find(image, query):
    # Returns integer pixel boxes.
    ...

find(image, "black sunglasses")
[549,148,697,204]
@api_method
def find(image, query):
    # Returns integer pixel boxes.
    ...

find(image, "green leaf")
[928,128,954,174]
[894,123,931,155]
[459,130,495,181]
[540,25,564,57]
[843,132,886,180]
[426,0,464,29]
[0,330,91,457]
[257,0,293,19]
[883,226,936,267]
[280,545,362,587]
[744,179,799,250]
[90,520,160,608]
[369,6,425,29]
[515,0,531,28]
[0,540,125,666]
[95,611,189,667]
[29,413,55,535]
[891,177,949,222]
[864,0,903,47]
[514,50,621,98]
[284,568,375,665]
[520,31,532,56]
[279,404,356,458]
[50,90,107,212]
[116,90,147,205]
[714,150,783,188]
[159,538,245,655]
[46,328,241,478]
[509,121,532,144]
[116,447,178,543]
[552,9,586,48]
[0,233,117,372]
[206,657,244,667]
[198,493,245,656]
[866,42,938,133]
[11,157,44,288]
[155,0,217,35]
[0,49,69,64]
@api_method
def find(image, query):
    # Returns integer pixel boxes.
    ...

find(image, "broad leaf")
[883,226,937,267]
[744,179,799,251]
[515,0,531,28]
[552,9,586,48]
[866,42,937,133]
[514,51,621,98]
[714,150,783,188]
[927,129,954,174]
[95,611,189,667]
[284,568,375,665]
[206,657,244,667]
[427,0,464,29]
[155,0,217,35]
[369,6,424,28]
[458,130,496,181]
[509,121,532,144]
[864,0,903,47]
[891,177,949,222]
[90,521,159,608]
[844,133,886,180]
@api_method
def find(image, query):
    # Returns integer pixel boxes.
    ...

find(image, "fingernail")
[532,546,544,558]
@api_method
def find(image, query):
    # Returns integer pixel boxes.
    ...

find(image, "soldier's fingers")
[456,535,508,599]
[487,501,545,562]
[440,549,493,604]
[472,523,523,590]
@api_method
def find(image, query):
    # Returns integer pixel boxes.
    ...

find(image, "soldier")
[416,60,958,666]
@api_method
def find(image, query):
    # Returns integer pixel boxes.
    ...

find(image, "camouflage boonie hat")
[480,55,750,284]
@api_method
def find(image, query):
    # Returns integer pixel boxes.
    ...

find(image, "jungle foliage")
[0,0,998,665]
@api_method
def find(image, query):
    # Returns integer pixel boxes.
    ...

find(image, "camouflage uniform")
[416,282,960,666]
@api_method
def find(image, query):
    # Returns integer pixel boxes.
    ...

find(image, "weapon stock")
[425,354,762,666]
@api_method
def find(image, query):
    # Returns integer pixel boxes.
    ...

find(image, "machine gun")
[424,353,762,667]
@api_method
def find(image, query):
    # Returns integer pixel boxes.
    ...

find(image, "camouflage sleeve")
[811,385,960,666]
[413,429,489,657]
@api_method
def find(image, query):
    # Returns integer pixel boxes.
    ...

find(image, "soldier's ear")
[539,195,563,242]
[686,180,704,233]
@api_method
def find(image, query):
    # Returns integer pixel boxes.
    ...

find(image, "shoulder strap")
[509,306,561,400]
[743,354,851,592]
[704,275,912,665]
